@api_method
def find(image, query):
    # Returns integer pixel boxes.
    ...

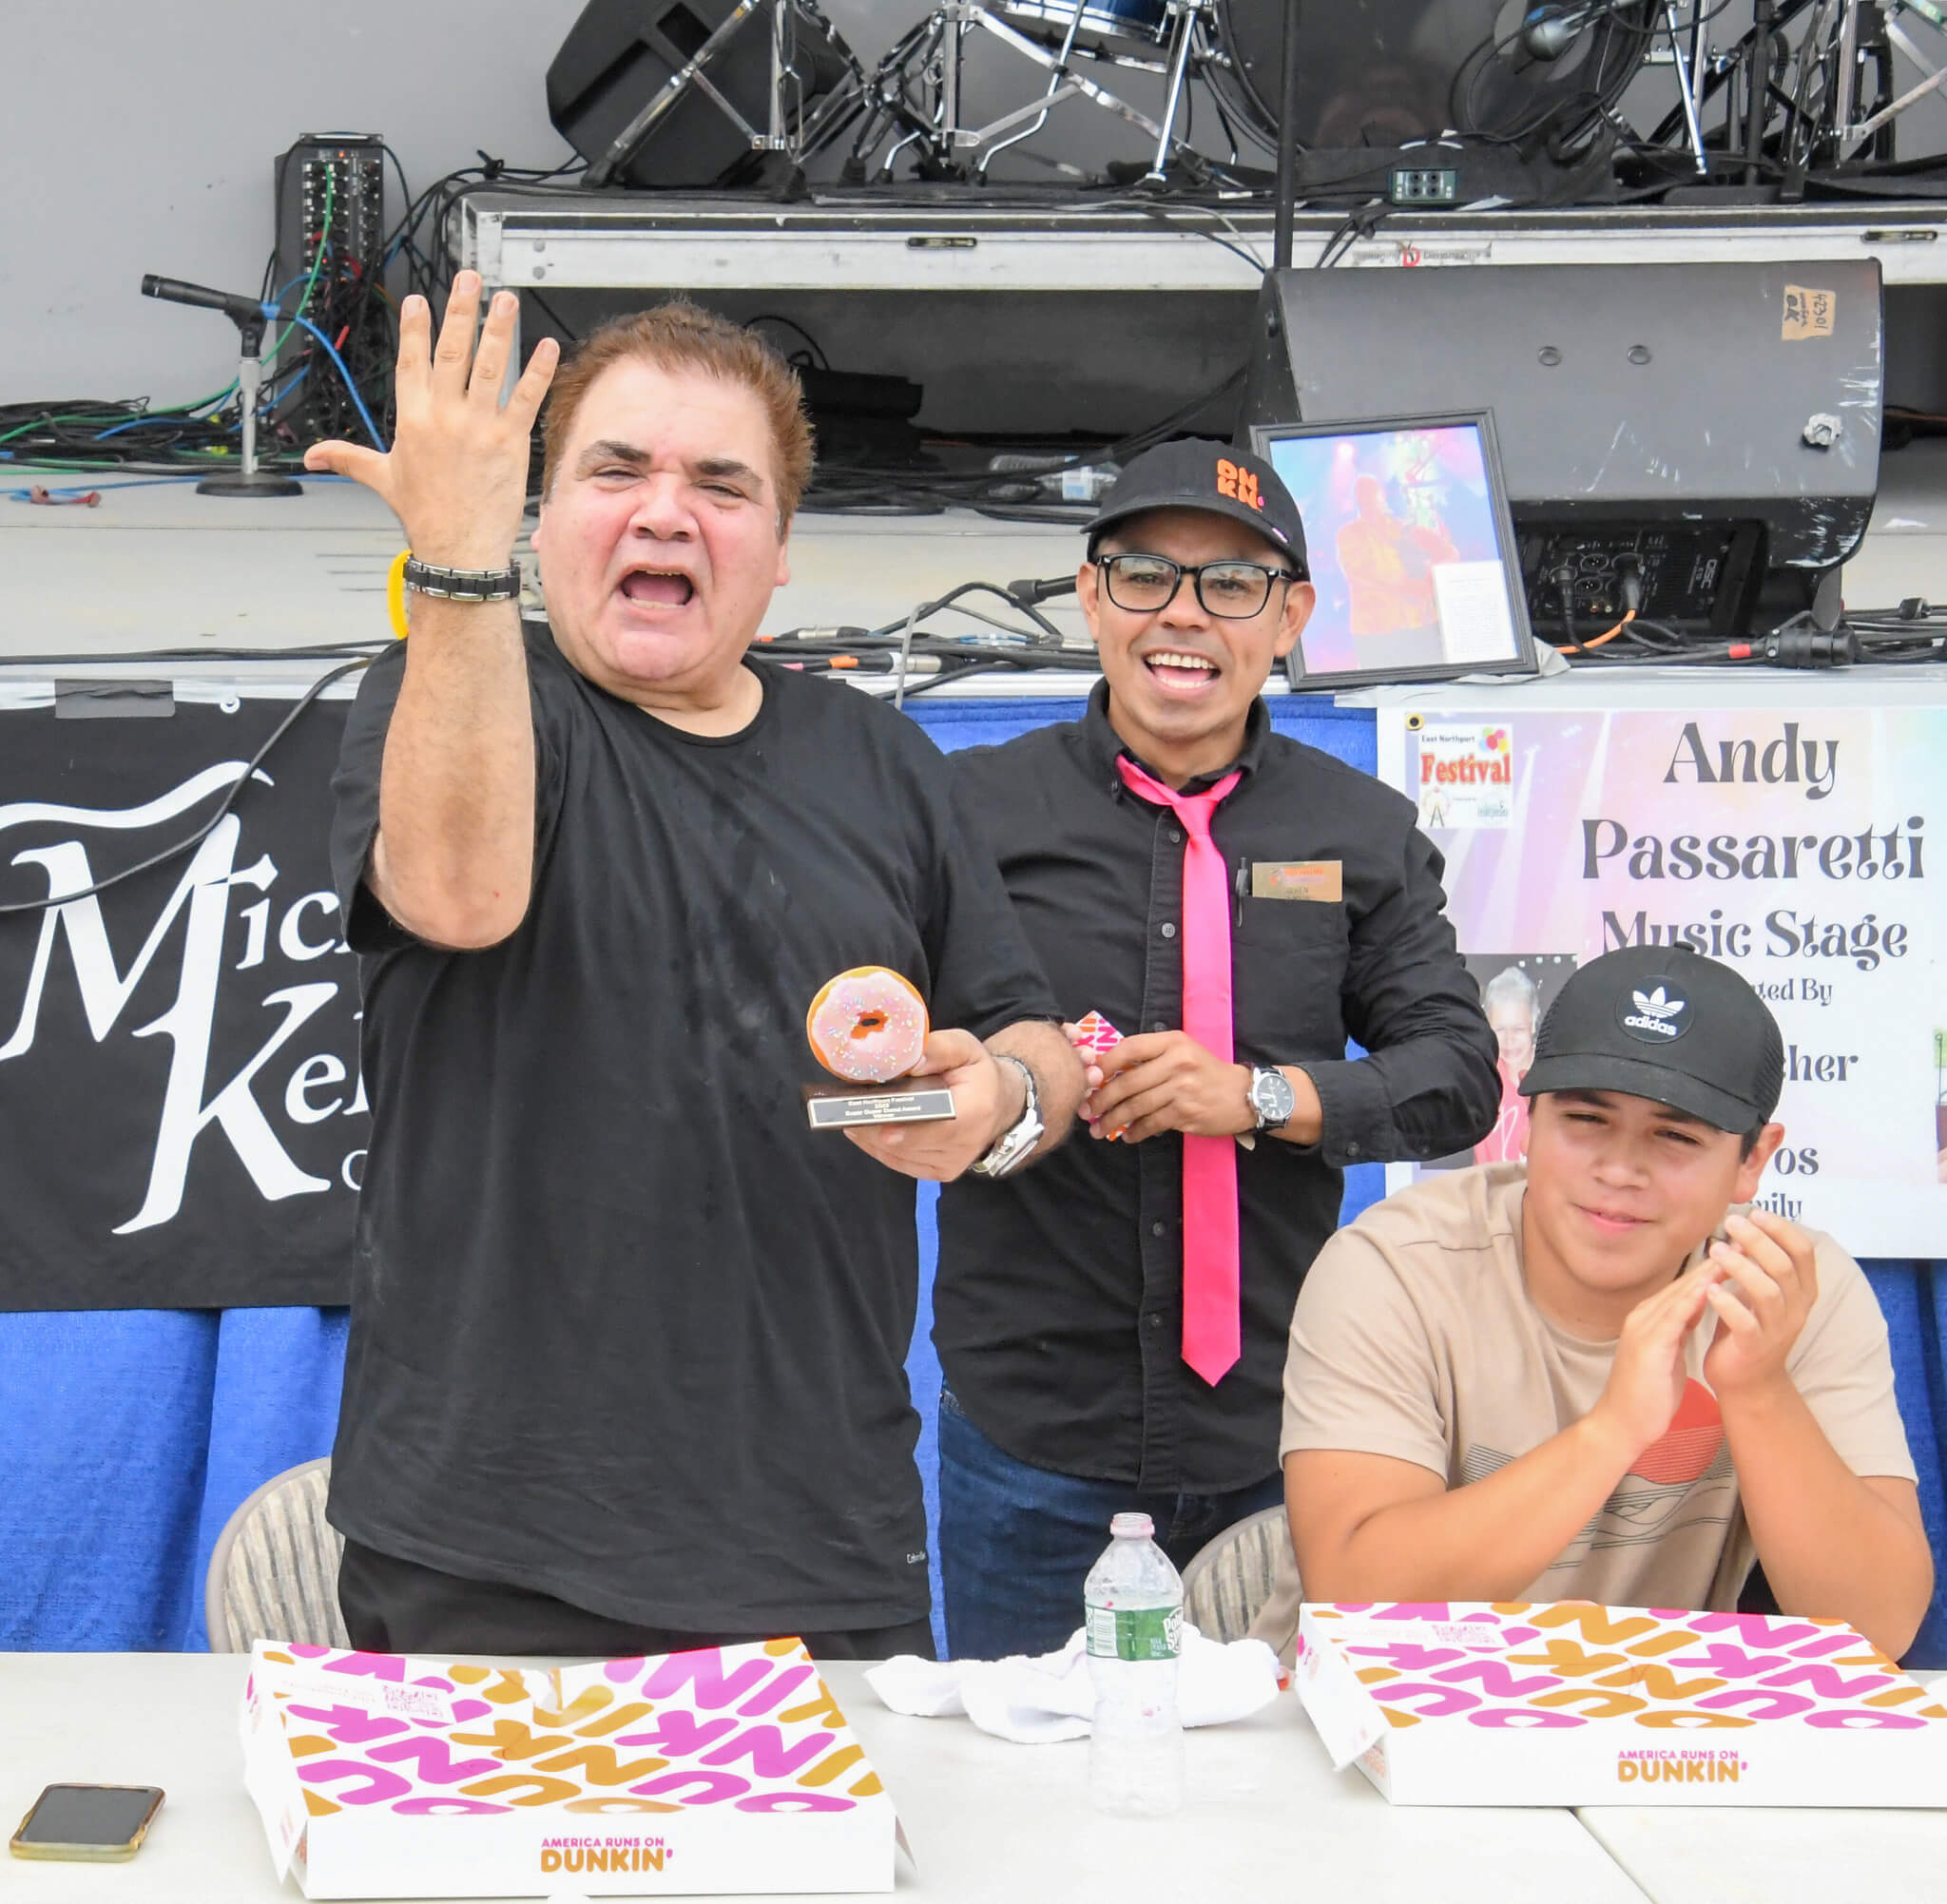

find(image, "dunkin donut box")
[1297,1602,1947,1807]
[241,1640,897,1896]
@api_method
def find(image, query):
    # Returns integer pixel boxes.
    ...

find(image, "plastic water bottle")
[1084,1511,1185,1817]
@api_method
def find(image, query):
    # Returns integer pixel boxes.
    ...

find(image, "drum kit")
[820,0,1669,189]
[557,0,1947,196]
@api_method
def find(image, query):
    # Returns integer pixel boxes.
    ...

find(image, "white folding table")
[0,1653,1646,1904]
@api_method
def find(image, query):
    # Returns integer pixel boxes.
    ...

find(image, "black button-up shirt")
[935,684,1499,1493]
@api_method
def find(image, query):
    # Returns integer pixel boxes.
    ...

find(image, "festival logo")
[1414,722,1515,830]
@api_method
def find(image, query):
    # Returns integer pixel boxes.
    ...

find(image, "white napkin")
[866,1623,1282,1744]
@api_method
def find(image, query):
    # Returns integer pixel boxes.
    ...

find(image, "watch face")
[1254,1069,1295,1125]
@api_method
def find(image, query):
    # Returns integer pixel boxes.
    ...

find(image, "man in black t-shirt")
[303,277,1081,1658]
[934,442,1497,1658]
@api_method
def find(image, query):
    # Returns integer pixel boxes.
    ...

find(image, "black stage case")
[1243,260,1885,631]
[0,694,361,1310]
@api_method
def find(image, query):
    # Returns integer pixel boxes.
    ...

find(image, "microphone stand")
[140,275,302,498]
[1271,0,1301,270]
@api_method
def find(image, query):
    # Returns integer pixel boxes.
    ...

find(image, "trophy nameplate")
[803,1083,958,1130]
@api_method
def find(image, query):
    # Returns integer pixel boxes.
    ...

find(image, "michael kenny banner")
[1378,705,1947,1258]
[0,691,362,1309]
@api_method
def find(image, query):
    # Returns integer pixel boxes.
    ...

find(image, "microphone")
[1519,3,1598,60]
[140,275,269,326]
[1007,574,1078,606]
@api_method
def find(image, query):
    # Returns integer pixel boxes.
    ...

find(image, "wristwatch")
[402,556,522,602]
[970,1054,1045,1180]
[1247,1065,1297,1133]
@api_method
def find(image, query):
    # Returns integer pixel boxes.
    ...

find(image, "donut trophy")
[802,966,957,1130]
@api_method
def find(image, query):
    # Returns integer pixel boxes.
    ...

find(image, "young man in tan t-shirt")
[1252,946,1933,1662]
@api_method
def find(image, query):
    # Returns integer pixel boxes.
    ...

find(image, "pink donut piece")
[806,966,928,1084]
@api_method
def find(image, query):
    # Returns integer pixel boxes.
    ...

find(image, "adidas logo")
[1621,985,1686,1038]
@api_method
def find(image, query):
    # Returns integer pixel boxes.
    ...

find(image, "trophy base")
[803,1082,956,1130]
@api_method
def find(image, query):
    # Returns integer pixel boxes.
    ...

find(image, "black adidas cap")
[1087,438,1308,575]
[1518,947,1784,1133]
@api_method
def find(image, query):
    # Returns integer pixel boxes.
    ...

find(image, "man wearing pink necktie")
[935,440,1500,1659]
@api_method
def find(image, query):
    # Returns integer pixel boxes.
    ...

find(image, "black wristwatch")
[402,556,522,603]
[1247,1065,1297,1133]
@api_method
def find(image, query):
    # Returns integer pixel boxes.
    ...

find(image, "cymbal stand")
[974,3,1093,173]
[1138,2,1218,185]
[1832,0,1947,157]
[858,1,1204,181]
[1664,0,1711,171]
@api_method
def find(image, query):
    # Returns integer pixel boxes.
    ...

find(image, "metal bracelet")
[401,556,521,603]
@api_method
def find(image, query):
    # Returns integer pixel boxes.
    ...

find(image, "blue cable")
[265,303,387,451]
[261,364,309,413]
[91,413,207,441]
[3,473,355,499]
[3,476,208,499]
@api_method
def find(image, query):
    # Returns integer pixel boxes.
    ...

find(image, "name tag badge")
[1251,860,1342,903]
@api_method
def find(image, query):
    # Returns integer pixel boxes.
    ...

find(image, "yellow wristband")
[386,549,411,641]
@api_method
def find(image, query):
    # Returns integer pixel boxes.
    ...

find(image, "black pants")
[337,1538,935,1660]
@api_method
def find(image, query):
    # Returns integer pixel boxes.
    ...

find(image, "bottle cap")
[1109,1512,1154,1539]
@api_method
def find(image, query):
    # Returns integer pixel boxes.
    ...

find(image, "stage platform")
[7,440,1947,691]
[457,187,1947,292]
[447,188,1947,439]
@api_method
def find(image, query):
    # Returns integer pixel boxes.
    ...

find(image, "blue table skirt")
[7,699,1944,1664]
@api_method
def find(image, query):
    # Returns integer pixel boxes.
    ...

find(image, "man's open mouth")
[1142,649,1219,683]
[620,569,696,606]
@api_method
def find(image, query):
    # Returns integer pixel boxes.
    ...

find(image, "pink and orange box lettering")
[241,1640,898,1897]
[1296,1602,1947,1806]
[1072,1010,1128,1141]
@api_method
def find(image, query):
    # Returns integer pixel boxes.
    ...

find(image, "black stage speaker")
[1243,261,1885,637]
[549,0,850,189]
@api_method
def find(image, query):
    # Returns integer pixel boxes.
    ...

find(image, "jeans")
[936,1387,1284,1661]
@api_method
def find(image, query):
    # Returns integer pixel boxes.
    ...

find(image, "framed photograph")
[1422,952,1580,1172]
[1250,410,1537,691]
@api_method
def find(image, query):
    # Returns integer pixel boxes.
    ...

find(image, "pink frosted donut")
[806,966,928,1084]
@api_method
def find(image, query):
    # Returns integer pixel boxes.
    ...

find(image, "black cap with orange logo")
[1086,437,1308,577]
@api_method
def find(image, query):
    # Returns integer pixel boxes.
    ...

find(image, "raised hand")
[1589,1261,1723,1463]
[302,271,559,568]
[1702,1209,1820,1398]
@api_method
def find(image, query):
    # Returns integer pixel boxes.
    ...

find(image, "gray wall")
[4,3,583,403]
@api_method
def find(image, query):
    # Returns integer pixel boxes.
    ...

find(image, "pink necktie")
[1116,756,1243,1386]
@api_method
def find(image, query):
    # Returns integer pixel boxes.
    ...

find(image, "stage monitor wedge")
[1242,261,1884,639]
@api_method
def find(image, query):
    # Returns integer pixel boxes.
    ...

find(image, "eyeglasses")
[1094,551,1305,621]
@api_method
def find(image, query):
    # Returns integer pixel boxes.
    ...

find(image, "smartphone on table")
[10,1784,164,1861]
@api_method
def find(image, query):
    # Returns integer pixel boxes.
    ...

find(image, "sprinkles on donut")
[806,966,930,1085]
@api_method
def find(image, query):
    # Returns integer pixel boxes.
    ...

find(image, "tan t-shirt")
[1250,1163,1915,1661]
